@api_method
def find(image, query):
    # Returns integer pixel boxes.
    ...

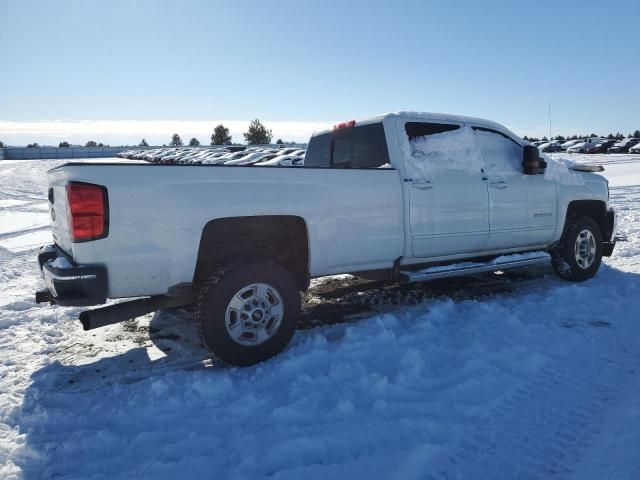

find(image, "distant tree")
[542,136,548,142]
[85,140,98,147]
[554,135,565,141]
[27,143,40,148]
[58,141,70,147]
[0,140,4,148]
[607,133,615,139]
[189,137,200,147]
[633,130,640,139]
[139,138,149,147]
[170,133,183,147]
[244,119,273,145]
[589,133,598,138]
[615,132,624,140]
[276,138,284,144]
[211,124,232,145]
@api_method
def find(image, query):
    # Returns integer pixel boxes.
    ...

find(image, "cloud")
[0,119,334,145]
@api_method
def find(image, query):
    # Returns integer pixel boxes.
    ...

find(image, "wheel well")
[565,200,608,238]
[193,215,310,291]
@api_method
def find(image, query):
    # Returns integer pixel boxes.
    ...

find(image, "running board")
[399,252,551,283]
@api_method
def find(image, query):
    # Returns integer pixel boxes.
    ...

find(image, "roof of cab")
[313,111,524,145]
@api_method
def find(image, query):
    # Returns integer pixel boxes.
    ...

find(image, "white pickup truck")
[36,112,617,366]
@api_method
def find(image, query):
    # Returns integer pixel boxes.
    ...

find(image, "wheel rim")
[225,283,284,346]
[574,229,597,269]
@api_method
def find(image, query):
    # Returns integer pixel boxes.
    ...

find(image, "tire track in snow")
[428,324,640,480]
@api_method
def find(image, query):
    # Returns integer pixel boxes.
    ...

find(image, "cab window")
[303,122,391,169]
[472,127,522,174]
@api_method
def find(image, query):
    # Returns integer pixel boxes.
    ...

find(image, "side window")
[405,122,459,140]
[403,122,483,179]
[472,127,522,174]
[332,123,390,169]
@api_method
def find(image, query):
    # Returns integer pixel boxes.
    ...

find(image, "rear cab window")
[304,122,392,169]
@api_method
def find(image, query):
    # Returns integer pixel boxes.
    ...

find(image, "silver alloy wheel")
[574,229,596,269]
[224,283,284,346]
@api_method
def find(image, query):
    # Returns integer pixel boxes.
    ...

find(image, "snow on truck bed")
[1,156,640,479]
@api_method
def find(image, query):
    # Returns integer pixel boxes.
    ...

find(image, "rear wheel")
[551,216,603,282]
[195,261,300,366]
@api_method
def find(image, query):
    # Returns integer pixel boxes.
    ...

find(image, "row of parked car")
[533,137,640,154]
[117,146,307,166]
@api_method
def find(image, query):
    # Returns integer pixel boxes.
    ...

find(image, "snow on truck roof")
[313,111,524,144]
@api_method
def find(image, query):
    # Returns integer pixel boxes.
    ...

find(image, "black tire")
[195,261,300,367]
[551,215,603,282]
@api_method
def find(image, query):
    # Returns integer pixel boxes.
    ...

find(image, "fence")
[2,146,131,160]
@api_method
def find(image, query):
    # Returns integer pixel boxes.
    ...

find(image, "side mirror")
[523,145,547,175]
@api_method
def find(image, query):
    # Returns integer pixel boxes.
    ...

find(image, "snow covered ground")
[1,155,640,479]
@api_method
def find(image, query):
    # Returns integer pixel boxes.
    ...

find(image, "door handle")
[490,181,508,189]
[412,181,434,190]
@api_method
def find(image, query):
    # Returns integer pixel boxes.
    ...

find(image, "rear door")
[399,120,490,258]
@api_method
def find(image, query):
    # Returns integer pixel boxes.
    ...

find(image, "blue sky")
[1,0,639,145]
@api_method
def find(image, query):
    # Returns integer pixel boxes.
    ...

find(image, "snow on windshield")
[543,154,587,185]
[403,126,484,180]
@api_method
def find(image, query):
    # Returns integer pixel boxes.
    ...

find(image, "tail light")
[66,182,109,242]
[333,120,356,130]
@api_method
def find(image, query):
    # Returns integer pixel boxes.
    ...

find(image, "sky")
[1,0,639,146]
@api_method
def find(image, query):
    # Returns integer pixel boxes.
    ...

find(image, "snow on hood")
[542,154,588,185]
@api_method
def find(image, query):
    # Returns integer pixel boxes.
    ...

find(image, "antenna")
[548,103,552,140]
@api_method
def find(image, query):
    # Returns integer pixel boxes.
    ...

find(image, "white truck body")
[36,111,619,364]
[44,112,613,300]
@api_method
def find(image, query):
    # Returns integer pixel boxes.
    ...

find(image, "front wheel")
[551,216,603,282]
[195,261,300,366]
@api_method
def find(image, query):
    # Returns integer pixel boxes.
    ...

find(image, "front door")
[401,121,490,258]
[473,127,557,249]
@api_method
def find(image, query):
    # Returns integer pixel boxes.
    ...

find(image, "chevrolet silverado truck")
[35,112,617,366]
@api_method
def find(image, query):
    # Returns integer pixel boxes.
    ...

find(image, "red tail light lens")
[333,120,356,130]
[66,182,108,242]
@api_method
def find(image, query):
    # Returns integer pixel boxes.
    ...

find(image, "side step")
[399,252,551,283]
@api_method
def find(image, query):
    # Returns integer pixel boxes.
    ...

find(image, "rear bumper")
[602,208,617,257]
[36,244,107,306]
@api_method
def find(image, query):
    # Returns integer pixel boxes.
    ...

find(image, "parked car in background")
[539,142,563,153]
[566,138,606,153]
[224,151,274,165]
[566,142,590,153]
[630,142,640,153]
[256,153,305,166]
[608,137,640,153]
[586,140,616,154]
[560,139,585,151]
